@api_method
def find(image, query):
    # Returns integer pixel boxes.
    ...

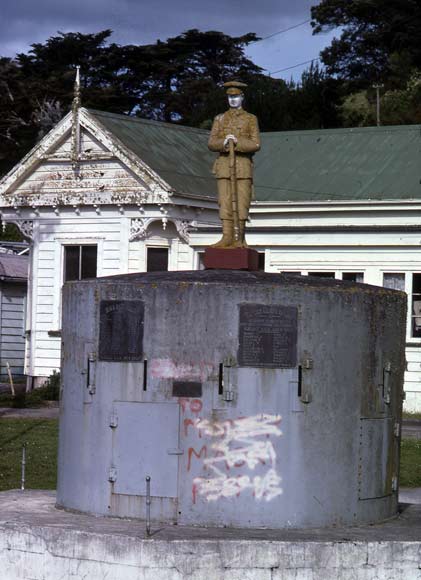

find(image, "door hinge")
[109,412,118,428]
[391,474,398,492]
[383,362,392,404]
[302,358,313,370]
[223,390,235,402]
[394,422,400,437]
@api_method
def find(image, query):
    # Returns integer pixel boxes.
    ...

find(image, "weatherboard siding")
[0,286,26,377]
[32,216,126,377]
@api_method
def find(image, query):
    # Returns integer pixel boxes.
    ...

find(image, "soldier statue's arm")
[235,114,261,154]
[208,114,225,152]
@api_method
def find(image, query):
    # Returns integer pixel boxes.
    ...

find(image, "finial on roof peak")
[71,66,81,168]
[73,65,81,110]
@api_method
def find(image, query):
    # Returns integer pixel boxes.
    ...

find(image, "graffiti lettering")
[194,467,282,502]
[179,398,203,415]
[187,445,207,471]
[192,414,283,502]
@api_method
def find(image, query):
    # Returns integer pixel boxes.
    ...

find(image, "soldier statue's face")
[228,93,244,109]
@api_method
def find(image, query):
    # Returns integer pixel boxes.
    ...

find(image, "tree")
[311,0,421,87]
[0,57,36,176]
[0,29,263,172]
[17,30,138,114]
[289,62,344,129]
[124,29,262,123]
[339,72,421,127]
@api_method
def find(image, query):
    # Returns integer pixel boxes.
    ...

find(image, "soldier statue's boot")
[234,220,248,248]
[211,220,234,248]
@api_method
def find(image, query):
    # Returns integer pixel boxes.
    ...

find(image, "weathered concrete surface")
[59,270,407,528]
[0,490,421,579]
[400,487,421,505]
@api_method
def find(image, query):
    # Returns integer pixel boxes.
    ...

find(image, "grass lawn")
[402,412,421,420]
[0,417,420,491]
[0,419,58,491]
[400,439,421,487]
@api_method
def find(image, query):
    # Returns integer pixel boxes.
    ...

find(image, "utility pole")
[372,83,384,126]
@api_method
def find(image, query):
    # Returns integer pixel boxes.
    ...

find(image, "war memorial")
[0,82,420,579]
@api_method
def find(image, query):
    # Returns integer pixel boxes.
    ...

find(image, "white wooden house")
[1,104,421,411]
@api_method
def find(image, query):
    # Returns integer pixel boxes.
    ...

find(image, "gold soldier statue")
[208,81,260,248]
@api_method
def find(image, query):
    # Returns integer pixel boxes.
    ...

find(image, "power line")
[270,57,321,76]
[250,19,311,44]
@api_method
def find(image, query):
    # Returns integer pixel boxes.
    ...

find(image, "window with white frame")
[412,274,421,338]
[383,272,405,291]
[382,272,419,337]
[64,245,97,282]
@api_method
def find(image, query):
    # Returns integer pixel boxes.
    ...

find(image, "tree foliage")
[0,28,348,179]
[0,29,266,174]
[311,0,421,87]
[340,72,421,127]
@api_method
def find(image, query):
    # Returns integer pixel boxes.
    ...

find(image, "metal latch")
[109,412,118,428]
[394,422,400,437]
[302,358,313,370]
[219,357,236,403]
[87,352,97,395]
[108,466,117,483]
[298,358,313,404]
[223,390,235,402]
[383,362,392,404]
[167,448,184,455]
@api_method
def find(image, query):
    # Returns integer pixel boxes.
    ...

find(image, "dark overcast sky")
[1,0,338,80]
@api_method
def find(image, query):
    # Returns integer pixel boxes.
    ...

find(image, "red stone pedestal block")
[204,247,259,270]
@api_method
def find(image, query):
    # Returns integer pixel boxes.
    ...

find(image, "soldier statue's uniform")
[208,81,260,247]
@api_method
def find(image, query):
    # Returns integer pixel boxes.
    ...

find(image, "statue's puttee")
[208,81,260,248]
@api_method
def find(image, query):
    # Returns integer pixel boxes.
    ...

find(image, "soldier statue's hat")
[223,80,247,95]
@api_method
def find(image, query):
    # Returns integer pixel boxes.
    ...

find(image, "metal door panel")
[113,402,179,497]
[358,417,393,500]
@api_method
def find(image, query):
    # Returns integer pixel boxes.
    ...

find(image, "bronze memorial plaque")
[238,304,298,368]
[99,300,144,361]
[172,381,203,398]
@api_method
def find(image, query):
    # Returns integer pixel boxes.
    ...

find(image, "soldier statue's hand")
[223,134,237,148]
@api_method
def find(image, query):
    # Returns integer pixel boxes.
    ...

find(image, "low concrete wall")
[0,491,420,580]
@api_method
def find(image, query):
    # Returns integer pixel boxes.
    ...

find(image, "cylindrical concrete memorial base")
[58,271,406,529]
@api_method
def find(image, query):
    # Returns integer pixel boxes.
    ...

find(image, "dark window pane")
[308,272,335,278]
[413,274,421,338]
[343,272,364,282]
[258,253,265,271]
[81,246,97,279]
[64,246,80,281]
[383,273,405,291]
[147,248,168,272]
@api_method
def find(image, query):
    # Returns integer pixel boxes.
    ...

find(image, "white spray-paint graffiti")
[192,414,283,502]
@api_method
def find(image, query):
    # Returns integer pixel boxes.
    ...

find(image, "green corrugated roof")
[89,109,216,198]
[89,109,421,202]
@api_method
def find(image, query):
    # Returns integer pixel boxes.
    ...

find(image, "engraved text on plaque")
[238,304,297,368]
[99,300,144,361]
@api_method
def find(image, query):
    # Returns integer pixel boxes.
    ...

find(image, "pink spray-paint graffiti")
[192,414,283,502]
